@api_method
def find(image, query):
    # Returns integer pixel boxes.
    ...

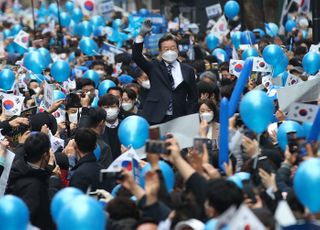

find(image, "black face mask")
[220,78,233,86]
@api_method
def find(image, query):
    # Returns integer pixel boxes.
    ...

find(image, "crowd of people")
[0,0,319,230]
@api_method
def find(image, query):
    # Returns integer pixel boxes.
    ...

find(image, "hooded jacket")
[6,157,58,230]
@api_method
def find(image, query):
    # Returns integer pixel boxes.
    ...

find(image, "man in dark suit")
[69,128,101,193]
[132,20,198,124]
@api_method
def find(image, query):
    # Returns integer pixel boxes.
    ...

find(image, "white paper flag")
[228,204,265,230]
[287,102,319,123]
[229,59,244,77]
[285,74,301,86]
[309,44,320,54]
[42,81,54,111]
[0,150,15,196]
[275,200,297,227]
[211,15,229,40]
[13,30,29,49]
[252,57,272,72]
[0,93,24,116]
[106,148,140,173]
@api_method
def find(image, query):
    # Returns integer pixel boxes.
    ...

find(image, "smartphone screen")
[149,127,160,140]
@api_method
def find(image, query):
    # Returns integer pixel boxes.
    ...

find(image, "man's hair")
[87,107,107,128]
[206,179,243,215]
[77,78,95,90]
[74,128,97,153]
[107,197,140,221]
[98,94,119,107]
[107,86,123,95]
[24,132,51,163]
[158,33,179,50]
[92,59,105,68]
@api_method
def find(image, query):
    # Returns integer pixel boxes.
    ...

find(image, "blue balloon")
[253,28,265,38]
[240,90,275,134]
[53,90,66,102]
[112,19,122,30]
[111,184,122,197]
[229,58,253,117]
[205,219,218,230]
[51,61,71,83]
[72,8,83,23]
[49,3,58,16]
[277,120,304,150]
[262,44,284,66]
[206,34,219,51]
[83,70,100,88]
[140,161,174,192]
[93,144,101,160]
[302,52,320,75]
[10,24,22,36]
[224,0,240,19]
[38,47,51,68]
[65,1,74,12]
[0,69,15,91]
[234,172,251,181]
[272,54,288,77]
[231,31,242,49]
[265,22,279,37]
[6,43,15,53]
[242,47,259,60]
[60,12,71,27]
[91,97,99,108]
[0,195,29,230]
[3,29,11,39]
[228,175,243,188]
[13,42,27,55]
[118,115,149,149]
[98,80,116,97]
[294,158,320,213]
[90,15,105,28]
[51,188,83,222]
[32,74,46,83]
[79,37,98,56]
[24,51,46,74]
[79,21,93,37]
[57,195,107,230]
[241,30,256,44]
[285,20,297,32]
[212,48,228,63]
[139,8,149,16]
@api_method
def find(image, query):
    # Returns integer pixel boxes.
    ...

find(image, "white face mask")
[200,112,214,123]
[122,102,133,111]
[33,87,40,94]
[162,50,178,63]
[105,108,119,121]
[68,111,78,124]
[96,70,105,78]
[141,80,151,89]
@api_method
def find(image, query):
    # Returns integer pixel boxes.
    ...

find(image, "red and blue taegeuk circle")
[84,0,94,11]
[3,100,14,110]
[235,63,243,72]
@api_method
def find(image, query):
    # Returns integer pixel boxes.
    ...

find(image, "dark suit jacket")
[132,42,198,124]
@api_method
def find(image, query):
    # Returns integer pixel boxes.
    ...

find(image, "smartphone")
[273,99,279,112]
[149,127,160,140]
[287,131,298,153]
[145,140,170,154]
[99,170,124,183]
[193,138,211,153]
[242,180,257,204]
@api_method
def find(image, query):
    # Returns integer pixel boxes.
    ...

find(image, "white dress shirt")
[164,61,184,89]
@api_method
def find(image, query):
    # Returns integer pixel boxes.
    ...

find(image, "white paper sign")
[0,150,15,196]
[43,81,54,111]
[275,200,297,227]
[206,3,222,18]
[277,77,320,111]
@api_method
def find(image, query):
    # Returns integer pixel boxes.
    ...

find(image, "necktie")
[166,64,174,115]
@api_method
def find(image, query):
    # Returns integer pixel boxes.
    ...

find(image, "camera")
[193,138,213,153]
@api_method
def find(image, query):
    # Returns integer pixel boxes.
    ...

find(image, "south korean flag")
[252,57,272,73]
[287,102,319,123]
